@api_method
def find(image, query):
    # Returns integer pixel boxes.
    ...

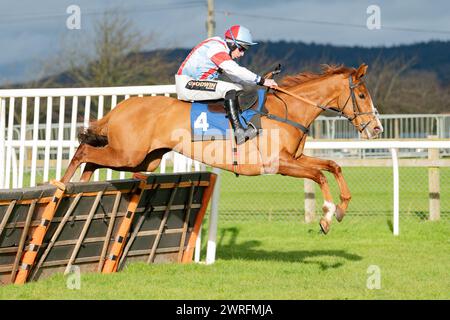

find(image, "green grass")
[0,218,449,300]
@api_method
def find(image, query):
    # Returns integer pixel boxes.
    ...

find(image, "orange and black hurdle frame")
[0,172,216,285]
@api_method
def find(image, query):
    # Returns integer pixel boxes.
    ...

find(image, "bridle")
[273,75,379,133]
[329,75,379,132]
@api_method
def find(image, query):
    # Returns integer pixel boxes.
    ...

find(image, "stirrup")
[234,128,246,145]
[234,123,258,145]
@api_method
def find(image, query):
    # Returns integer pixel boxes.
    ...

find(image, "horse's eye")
[359,93,365,99]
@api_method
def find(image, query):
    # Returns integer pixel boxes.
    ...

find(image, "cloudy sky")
[1,0,449,84]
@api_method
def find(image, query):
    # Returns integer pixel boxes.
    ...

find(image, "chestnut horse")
[61,64,383,233]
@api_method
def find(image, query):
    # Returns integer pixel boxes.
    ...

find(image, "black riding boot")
[224,90,257,145]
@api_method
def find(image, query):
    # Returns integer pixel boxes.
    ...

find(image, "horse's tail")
[78,114,110,147]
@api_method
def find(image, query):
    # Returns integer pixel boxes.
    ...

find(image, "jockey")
[175,25,278,145]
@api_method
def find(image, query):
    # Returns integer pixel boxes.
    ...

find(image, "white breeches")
[175,74,243,101]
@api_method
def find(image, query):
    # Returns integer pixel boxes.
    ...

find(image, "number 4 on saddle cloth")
[190,89,267,142]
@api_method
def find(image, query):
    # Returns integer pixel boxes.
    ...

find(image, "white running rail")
[0,85,176,188]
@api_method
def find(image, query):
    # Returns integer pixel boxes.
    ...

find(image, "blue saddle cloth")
[190,89,266,141]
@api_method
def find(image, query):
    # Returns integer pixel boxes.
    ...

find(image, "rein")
[260,75,378,134]
[253,90,310,134]
[274,87,322,109]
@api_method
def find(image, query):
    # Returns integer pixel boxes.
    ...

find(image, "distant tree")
[381,70,450,114]
[40,10,175,87]
[366,56,450,114]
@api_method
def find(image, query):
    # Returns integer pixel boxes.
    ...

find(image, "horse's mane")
[281,64,356,88]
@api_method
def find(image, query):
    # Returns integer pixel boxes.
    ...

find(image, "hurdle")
[0,171,216,285]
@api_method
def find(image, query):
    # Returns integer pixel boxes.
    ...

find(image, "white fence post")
[43,96,52,183]
[0,97,5,188]
[55,96,65,181]
[11,151,18,189]
[428,137,440,221]
[18,97,27,188]
[194,227,202,263]
[30,97,40,187]
[391,148,399,236]
[5,97,15,188]
[206,167,221,265]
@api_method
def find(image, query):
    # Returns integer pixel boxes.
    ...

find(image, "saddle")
[190,89,268,142]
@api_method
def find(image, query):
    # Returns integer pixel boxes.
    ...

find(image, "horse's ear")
[355,63,368,80]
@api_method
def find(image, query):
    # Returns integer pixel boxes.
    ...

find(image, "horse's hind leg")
[80,148,171,182]
[119,148,171,174]
[80,163,98,182]
[61,144,87,184]
[63,144,148,183]
[296,155,351,222]
[81,145,148,168]
[141,148,171,172]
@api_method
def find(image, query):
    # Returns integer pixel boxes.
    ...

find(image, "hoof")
[319,218,330,234]
[335,205,345,222]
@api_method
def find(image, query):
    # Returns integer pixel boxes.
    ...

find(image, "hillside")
[143,40,450,86]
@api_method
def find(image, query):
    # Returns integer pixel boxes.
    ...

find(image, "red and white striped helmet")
[224,25,257,50]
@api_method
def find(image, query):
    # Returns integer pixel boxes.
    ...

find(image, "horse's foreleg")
[277,154,336,234]
[296,155,351,222]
